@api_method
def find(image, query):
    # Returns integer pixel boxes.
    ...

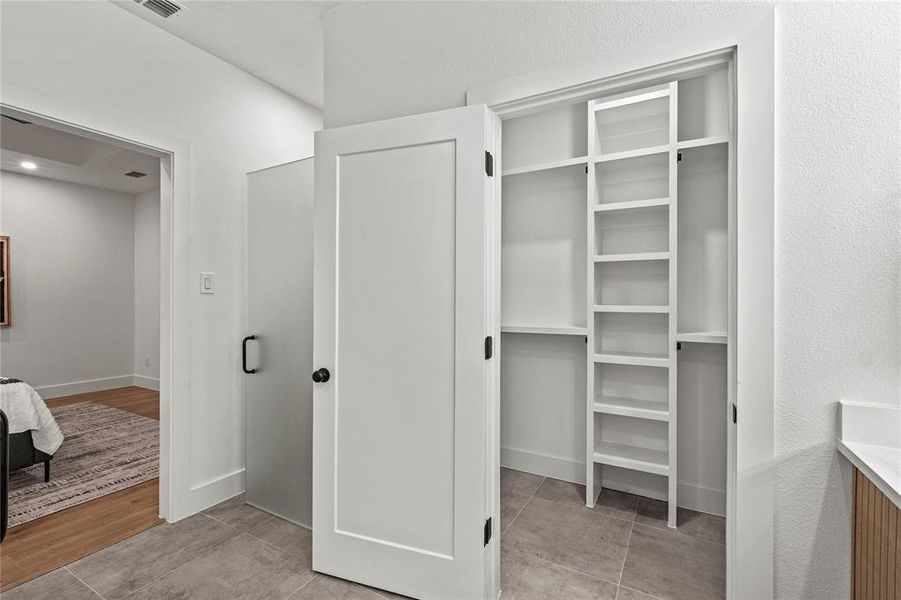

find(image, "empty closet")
[499,66,732,527]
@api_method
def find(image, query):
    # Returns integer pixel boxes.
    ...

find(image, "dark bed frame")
[8,430,51,483]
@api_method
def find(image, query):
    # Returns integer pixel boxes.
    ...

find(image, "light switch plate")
[200,271,215,294]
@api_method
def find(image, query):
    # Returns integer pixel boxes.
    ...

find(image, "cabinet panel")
[853,468,900,600]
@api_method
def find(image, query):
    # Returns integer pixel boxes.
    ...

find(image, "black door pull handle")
[242,335,257,374]
[312,368,330,383]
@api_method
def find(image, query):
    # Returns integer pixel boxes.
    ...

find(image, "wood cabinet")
[853,467,900,600]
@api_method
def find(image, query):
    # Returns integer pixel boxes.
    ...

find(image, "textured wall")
[323,2,901,597]
[0,172,136,390]
[773,3,900,597]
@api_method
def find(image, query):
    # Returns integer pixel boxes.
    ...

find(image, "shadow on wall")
[774,441,854,599]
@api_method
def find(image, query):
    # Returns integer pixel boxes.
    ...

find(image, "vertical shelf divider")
[585,101,600,507]
[666,81,679,529]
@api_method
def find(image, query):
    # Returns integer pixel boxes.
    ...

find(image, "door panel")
[336,142,456,556]
[246,158,314,527]
[313,105,498,600]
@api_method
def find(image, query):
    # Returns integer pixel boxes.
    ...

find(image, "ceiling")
[113,0,336,109]
[0,116,161,195]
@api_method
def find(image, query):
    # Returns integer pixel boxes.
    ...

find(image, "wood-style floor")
[0,386,162,591]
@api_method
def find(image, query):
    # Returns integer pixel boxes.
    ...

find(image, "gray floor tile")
[203,494,275,532]
[501,547,618,600]
[68,513,239,599]
[501,487,530,533]
[128,533,314,599]
[616,585,660,600]
[535,478,638,522]
[2,568,100,600]
[500,468,544,533]
[249,516,313,564]
[501,467,544,497]
[503,496,632,583]
[634,498,725,545]
[288,574,383,599]
[620,524,725,600]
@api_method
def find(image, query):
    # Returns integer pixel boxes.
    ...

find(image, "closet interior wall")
[499,66,731,524]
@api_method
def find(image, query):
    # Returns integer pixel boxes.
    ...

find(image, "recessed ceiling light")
[20,161,37,170]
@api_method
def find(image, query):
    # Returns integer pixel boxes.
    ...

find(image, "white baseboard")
[501,446,725,516]
[501,446,585,485]
[35,375,136,399]
[677,482,726,517]
[133,374,160,390]
[173,468,245,522]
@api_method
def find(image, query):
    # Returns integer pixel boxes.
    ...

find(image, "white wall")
[323,2,901,597]
[0,172,136,395]
[134,188,160,386]
[0,0,322,514]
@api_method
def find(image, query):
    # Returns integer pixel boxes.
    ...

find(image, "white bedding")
[0,377,64,455]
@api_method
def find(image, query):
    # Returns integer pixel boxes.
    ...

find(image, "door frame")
[1,85,193,522]
[467,8,775,600]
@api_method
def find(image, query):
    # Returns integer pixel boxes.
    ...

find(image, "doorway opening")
[0,108,172,590]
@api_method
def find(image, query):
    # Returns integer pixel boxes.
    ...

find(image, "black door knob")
[312,368,330,383]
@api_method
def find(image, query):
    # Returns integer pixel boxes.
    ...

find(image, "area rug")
[8,401,159,527]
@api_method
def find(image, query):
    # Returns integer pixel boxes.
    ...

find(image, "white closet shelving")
[587,82,681,525]
[501,325,588,336]
[499,66,731,528]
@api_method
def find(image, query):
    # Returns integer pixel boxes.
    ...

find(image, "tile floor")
[5,468,725,600]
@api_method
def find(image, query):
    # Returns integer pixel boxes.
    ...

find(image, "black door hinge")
[484,517,492,546]
[484,336,493,360]
[732,403,737,424]
[676,342,682,351]
[677,152,683,162]
[485,151,494,177]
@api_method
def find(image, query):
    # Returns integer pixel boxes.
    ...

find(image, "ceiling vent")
[133,0,188,19]
[125,171,148,178]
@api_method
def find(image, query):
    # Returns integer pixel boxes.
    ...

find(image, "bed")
[0,378,63,482]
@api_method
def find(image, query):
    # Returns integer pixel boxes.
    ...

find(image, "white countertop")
[838,401,901,509]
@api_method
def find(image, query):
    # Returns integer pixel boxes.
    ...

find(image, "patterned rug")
[8,401,159,527]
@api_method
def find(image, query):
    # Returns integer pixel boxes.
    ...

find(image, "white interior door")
[313,105,499,600]
[246,158,314,526]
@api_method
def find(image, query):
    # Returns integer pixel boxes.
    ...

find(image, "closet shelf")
[501,325,589,336]
[592,88,670,112]
[593,396,670,421]
[593,144,670,164]
[676,135,729,150]
[592,441,669,476]
[593,252,670,263]
[596,125,668,143]
[593,197,669,213]
[593,351,670,368]
[593,305,669,314]
[676,331,727,344]
[501,156,588,177]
